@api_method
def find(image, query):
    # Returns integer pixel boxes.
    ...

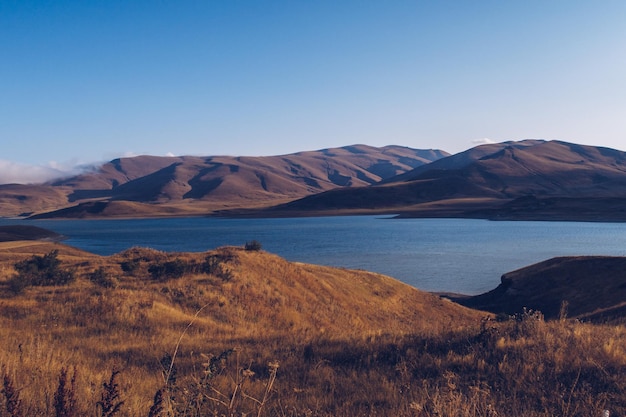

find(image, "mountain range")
[260,140,626,221]
[3,139,626,221]
[0,145,446,218]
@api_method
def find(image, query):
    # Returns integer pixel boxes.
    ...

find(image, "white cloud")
[471,138,496,146]
[0,160,92,185]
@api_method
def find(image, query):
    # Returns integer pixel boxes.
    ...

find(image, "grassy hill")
[1,242,625,416]
[0,241,483,415]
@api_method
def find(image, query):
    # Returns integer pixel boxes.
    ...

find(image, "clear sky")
[1,1,626,183]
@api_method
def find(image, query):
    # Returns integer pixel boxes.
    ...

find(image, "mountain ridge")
[0,145,447,218]
[259,140,626,221]
[5,139,626,221]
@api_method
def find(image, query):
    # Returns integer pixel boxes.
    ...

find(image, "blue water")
[3,216,626,295]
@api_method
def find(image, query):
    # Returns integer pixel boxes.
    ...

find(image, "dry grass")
[0,242,625,416]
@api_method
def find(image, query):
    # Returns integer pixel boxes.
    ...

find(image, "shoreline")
[7,209,626,223]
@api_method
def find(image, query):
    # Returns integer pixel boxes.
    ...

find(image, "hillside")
[260,140,626,220]
[0,145,447,218]
[0,183,71,217]
[0,241,485,415]
[453,256,626,323]
[1,242,626,416]
[0,240,482,341]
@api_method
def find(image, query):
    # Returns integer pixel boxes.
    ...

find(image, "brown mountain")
[0,145,446,218]
[261,140,626,220]
[0,184,72,217]
[452,256,626,323]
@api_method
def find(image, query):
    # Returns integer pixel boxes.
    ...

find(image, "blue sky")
[1,1,626,182]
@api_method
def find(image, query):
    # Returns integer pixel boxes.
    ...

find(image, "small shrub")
[12,250,75,288]
[203,252,236,281]
[148,259,188,281]
[244,240,262,251]
[6,275,29,295]
[88,267,116,288]
[119,260,139,275]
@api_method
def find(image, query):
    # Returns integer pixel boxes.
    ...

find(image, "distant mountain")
[0,145,447,218]
[262,140,626,221]
[452,256,626,324]
[0,184,71,217]
[392,139,626,196]
[9,139,626,221]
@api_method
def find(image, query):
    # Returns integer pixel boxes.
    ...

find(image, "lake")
[3,216,626,295]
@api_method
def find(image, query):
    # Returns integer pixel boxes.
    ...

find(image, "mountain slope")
[262,140,626,220]
[61,145,446,202]
[0,184,72,217]
[453,256,626,323]
[1,145,447,218]
[397,140,626,196]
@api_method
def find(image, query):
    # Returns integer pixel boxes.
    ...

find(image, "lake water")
[3,216,626,295]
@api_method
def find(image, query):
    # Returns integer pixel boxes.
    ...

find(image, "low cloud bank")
[0,160,98,185]
[0,151,175,185]
[471,138,496,146]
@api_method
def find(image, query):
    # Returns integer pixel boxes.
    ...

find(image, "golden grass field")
[0,241,625,416]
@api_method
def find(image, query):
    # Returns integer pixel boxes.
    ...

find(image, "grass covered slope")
[1,243,625,416]
[455,256,626,322]
[0,242,484,349]
[0,241,483,415]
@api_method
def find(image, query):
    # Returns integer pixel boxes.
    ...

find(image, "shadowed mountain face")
[266,140,626,219]
[453,256,626,324]
[0,145,446,218]
[398,140,626,197]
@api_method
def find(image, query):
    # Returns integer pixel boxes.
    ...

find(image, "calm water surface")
[4,216,626,295]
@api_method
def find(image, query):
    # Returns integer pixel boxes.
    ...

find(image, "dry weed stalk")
[2,370,22,417]
[96,370,124,417]
[162,303,211,387]
[53,367,77,417]
[147,389,164,417]
[199,350,279,417]
[245,361,279,417]
[151,299,281,417]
